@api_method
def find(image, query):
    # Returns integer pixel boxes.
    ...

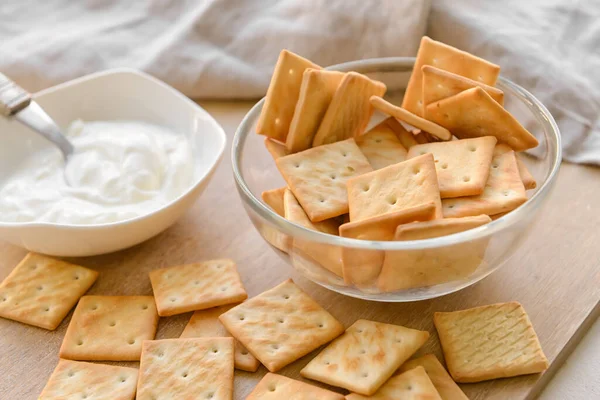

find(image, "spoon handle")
[0,73,31,116]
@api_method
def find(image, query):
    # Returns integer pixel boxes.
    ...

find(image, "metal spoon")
[0,72,74,160]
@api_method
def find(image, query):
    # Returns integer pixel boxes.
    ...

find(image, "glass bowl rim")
[232,57,562,251]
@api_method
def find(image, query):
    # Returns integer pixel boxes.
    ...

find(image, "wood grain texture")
[0,101,598,400]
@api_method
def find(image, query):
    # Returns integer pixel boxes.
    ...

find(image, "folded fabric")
[428,0,600,165]
[0,0,429,99]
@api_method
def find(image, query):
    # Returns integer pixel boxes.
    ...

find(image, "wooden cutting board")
[1,101,599,400]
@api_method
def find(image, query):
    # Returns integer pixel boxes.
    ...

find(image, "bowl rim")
[0,68,227,230]
[232,57,562,250]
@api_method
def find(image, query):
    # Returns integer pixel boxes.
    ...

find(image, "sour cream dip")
[0,120,194,224]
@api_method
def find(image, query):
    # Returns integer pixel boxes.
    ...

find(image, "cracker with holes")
[286,69,345,153]
[180,304,260,372]
[434,302,548,383]
[340,202,437,286]
[422,65,504,110]
[347,153,442,222]
[443,150,527,217]
[137,337,234,400]
[426,87,539,151]
[247,373,345,400]
[398,354,469,400]
[283,189,343,277]
[219,279,344,372]
[378,215,492,292]
[59,296,158,361]
[356,121,408,169]
[264,138,290,160]
[149,259,247,317]
[371,96,452,141]
[312,72,386,146]
[407,136,498,198]
[300,319,429,395]
[346,366,442,400]
[256,50,320,142]
[276,138,373,222]
[261,187,287,217]
[494,144,537,190]
[403,36,500,116]
[39,359,138,400]
[0,253,98,330]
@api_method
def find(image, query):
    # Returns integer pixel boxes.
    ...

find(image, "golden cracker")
[422,65,504,112]
[403,36,500,116]
[398,354,469,400]
[347,153,442,221]
[426,87,539,151]
[356,123,408,170]
[283,189,342,277]
[340,203,437,286]
[442,150,527,217]
[219,279,344,372]
[386,117,420,148]
[60,296,159,361]
[257,50,320,142]
[137,337,234,400]
[149,259,247,317]
[434,302,549,383]
[286,69,345,153]
[494,144,537,190]
[0,253,98,330]
[247,373,345,400]
[181,304,260,372]
[265,138,290,160]
[39,359,138,400]
[277,138,373,222]
[346,366,442,400]
[301,319,430,396]
[312,72,386,146]
[261,187,287,217]
[378,215,492,292]
[407,136,498,198]
[370,96,452,141]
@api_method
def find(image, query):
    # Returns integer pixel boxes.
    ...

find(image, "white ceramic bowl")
[0,68,226,257]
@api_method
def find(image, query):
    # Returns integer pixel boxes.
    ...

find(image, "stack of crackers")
[258,37,539,293]
[0,252,549,399]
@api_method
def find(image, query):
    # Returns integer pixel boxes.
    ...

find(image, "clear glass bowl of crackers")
[232,37,562,301]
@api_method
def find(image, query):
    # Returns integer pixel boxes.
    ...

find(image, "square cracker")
[494,144,537,190]
[0,253,98,330]
[385,117,420,148]
[39,359,138,400]
[356,122,408,169]
[265,138,290,160]
[434,302,549,383]
[346,366,442,400]
[312,72,386,146]
[422,65,504,111]
[247,373,345,400]
[219,279,344,372]
[261,187,292,252]
[286,69,345,153]
[60,296,159,361]
[398,354,468,400]
[347,153,442,222]
[284,189,342,277]
[261,187,286,217]
[340,202,437,286]
[402,36,500,116]
[407,136,498,198]
[426,87,539,151]
[137,337,234,400]
[256,50,320,142]
[377,215,492,292]
[149,259,247,317]
[276,138,373,222]
[442,150,527,217]
[301,319,430,396]
[370,96,452,141]
[181,304,260,372]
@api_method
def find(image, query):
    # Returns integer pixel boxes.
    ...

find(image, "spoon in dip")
[0,72,74,160]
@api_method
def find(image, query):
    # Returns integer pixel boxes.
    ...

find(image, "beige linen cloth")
[1,0,598,164]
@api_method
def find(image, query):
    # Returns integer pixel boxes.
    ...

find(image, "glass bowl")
[232,57,561,302]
